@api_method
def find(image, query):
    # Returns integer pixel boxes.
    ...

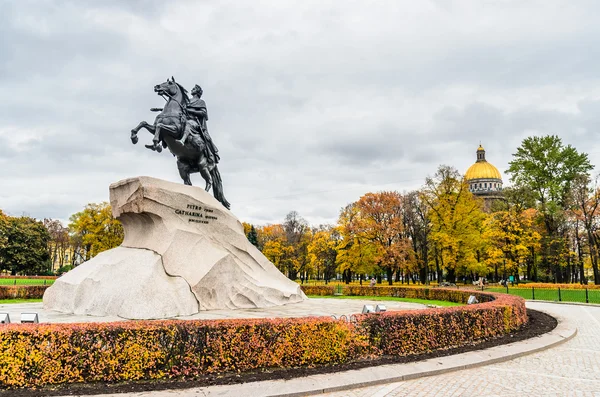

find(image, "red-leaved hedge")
[0,286,50,300]
[0,286,527,389]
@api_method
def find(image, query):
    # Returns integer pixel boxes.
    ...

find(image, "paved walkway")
[0,299,426,323]
[323,302,600,397]
[53,301,597,397]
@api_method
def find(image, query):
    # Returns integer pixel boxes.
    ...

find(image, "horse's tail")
[211,166,231,210]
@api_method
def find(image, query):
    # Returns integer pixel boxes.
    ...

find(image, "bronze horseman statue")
[130,77,230,209]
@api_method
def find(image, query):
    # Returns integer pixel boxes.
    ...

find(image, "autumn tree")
[336,202,370,284]
[282,211,310,280]
[69,202,124,262]
[403,191,432,284]
[423,165,487,283]
[570,174,600,284]
[507,135,593,282]
[256,213,311,281]
[335,203,380,284]
[257,223,290,275]
[339,192,414,285]
[43,218,70,271]
[483,208,541,281]
[307,226,338,283]
[257,224,285,250]
[242,222,252,237]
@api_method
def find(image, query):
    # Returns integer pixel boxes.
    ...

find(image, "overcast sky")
[2,0,600,226]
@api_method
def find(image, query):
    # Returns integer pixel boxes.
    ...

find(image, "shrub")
[0,286,49,300]
[56,265,73,275]
[360,297,524,355]
[300,285,335,296]
[340,285,493,304]
[0,317,369,388]
[0,286,527,389]
[0,276,57,280]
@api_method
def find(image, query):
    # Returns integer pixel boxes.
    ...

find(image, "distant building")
[465,145,503,207]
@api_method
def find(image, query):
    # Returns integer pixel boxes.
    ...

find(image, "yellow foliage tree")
[336,193,415,285]
[423,165,488,283]
[483,208,541,281]
[307,228,338,282]
[335,203,380,283]
[69,202,123,261]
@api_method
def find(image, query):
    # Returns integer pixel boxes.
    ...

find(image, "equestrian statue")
[130,77,230,209]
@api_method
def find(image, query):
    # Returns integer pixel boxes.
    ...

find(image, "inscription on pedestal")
[175,204,219,224]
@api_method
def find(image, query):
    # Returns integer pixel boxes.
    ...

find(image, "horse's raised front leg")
[131,121,155,145]
[145,124,163,153]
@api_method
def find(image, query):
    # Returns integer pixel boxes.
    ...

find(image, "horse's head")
[154,76,189,105]
[154,77,179,97]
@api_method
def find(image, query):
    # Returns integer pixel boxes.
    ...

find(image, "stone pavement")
[323,302,600,397]
[53,301,593,397]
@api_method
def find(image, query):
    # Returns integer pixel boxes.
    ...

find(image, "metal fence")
[488,286,600,304]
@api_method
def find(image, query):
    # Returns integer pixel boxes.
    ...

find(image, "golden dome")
[465,161,502,181]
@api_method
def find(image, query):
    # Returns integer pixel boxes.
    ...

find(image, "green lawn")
[488,287,600,304]
[0,298,43,304]
[307,295,461,307]
[0,278,54,286]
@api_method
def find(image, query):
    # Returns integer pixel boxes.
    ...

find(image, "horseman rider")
[177,84,220,164]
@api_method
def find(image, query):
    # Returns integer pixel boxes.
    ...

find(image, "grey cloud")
[3,1,600,226]
[317,126,407,166]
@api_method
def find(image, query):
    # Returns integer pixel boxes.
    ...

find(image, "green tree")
[247,225,259,248]
[0,215,52,275]
[507,135,593,282]
[69,202,124,262]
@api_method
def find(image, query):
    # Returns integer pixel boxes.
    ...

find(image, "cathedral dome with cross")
[465,144,503,198]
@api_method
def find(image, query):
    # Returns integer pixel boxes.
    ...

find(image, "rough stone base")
[43,247,198,319]
[43,176,306,319]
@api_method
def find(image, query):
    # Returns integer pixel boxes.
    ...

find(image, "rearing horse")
[130,77,230,209]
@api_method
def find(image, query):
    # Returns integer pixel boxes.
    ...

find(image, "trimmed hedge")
[361,294,526,356]
[301,285,336,296]
[0,286,49,300]
[0,318,368,388]
[301,285,493,304]
[0,286,527,389]
[342,285,494,303]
